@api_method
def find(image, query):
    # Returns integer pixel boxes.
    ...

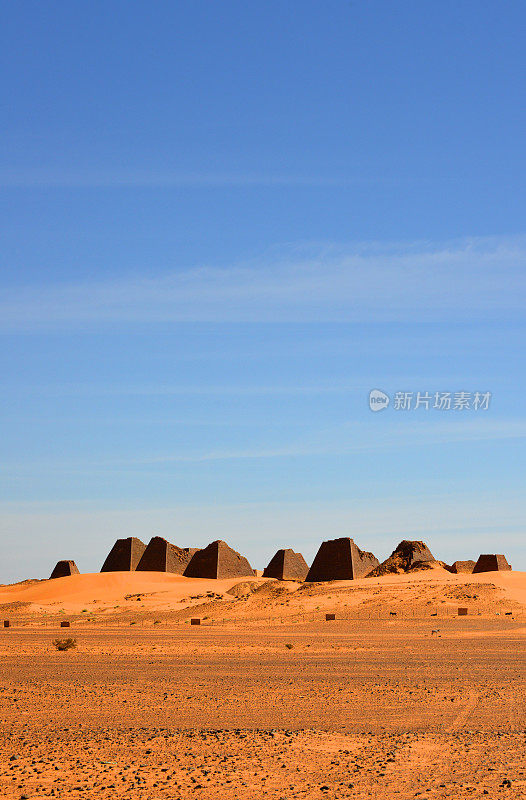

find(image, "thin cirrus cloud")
[1,236,525,330]
[4,418,526,474]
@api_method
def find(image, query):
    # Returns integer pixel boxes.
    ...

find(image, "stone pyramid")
[100,537,146,572]
[183,540,254,579]
[473,553,512,573]
[450,559,476,574]
[306,537,379,582]
[50,560,80,579]
[367,540,436,577]
[136,536,199,574]
[263,549,309,581]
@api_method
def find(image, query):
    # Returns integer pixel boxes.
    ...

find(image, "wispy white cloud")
[4,418,525,474]
[1,236,525,330]
[91,417,526,464]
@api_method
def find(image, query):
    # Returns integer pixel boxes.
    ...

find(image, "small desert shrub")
[285,643,294,650]
[53,638,77,651]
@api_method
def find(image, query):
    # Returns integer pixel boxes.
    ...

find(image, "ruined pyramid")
[136,536,199,574]
[367,540,437,577]
[263,548,309,581]
[473,554,512,573]
[305,537,379,582]
[50,560,80,579]
[100,537,146,572]
[450,559,476,574]
[183,540,254,579]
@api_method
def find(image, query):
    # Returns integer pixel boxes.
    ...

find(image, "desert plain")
[1,567,525,800]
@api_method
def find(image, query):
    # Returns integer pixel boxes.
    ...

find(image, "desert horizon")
[2,562,525,799]
[2,1,525,797]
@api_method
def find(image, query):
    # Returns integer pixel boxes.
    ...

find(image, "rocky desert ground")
[1,568,525,799]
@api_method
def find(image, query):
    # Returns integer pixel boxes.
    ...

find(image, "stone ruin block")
[100,537,146,572]
[263,548,309,581]
[60,621,70,628]
[393,540,435,565]
[50,560,80,579]
[183,540,254,579]
[369,540,437,577]
[450,560,476,574]
[136,536,199,574]
[458,607,468,616]
[3,620,10,628]
[473,554,512,573]
[305,537,379,582]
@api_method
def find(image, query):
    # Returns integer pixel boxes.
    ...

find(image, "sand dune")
[0,570,263,612]
[1,567,524,619]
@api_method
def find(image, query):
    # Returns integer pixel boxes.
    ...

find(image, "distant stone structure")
[450,560,476,574]
[183,540,254,579]
[368,540,436,577]
[100,537,146,572]
[136,536,199,574]
[50,560,80,579]
[305,537,379,582]
[263,549,309,581]
[473,554,512,573]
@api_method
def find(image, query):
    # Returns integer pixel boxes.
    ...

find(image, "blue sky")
[1,1,525,580]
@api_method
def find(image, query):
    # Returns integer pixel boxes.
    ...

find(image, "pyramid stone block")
[450,560,476,574]
[305,538,379,582]
[183,540,254,579]
[100,537,146,572]
[136,536,199,574]
[263,549,309,581]
[473,554,512,573]
[50,560,80,579]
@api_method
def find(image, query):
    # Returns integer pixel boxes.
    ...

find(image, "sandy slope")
[0,571,261,608]
[351,566,526,607]
[0,567,525,621]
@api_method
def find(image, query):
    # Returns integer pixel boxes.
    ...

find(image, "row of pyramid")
[49,535,512,581]
[50,536,378,581]
[50,537,253,580]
